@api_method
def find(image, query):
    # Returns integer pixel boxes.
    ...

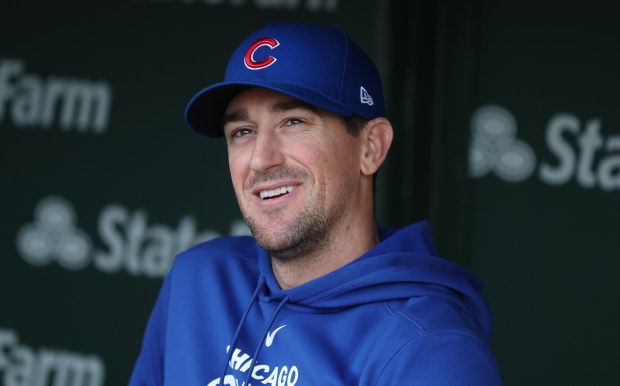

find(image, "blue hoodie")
[129,221,502,385]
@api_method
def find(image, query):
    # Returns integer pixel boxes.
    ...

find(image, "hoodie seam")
[395,310,425,332]
[396,310,487,342]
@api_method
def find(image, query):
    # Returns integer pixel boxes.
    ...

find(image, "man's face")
[223,87,363,261]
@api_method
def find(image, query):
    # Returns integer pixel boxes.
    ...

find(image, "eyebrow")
[271,100,318,114]
[223,99,318,127]
[222,110,248,126]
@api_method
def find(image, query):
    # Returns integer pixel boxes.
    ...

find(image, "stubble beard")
[240,169,346,263]
[244,203,334,263]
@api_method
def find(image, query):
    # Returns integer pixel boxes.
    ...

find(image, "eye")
[229,127,253,138]
[285,117,306,126]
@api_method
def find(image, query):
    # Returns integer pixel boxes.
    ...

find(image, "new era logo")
[360,86,374,106]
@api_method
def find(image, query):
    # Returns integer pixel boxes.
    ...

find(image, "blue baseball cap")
[185,22,386,137]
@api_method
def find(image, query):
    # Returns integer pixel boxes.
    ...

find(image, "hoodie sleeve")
[128,268,173,386]
[377,332,503,386]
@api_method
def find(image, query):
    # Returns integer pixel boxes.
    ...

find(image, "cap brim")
[185,81,356,137]
[184,83,251,137]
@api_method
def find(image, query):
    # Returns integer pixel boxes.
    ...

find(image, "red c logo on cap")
[244,38,280,70]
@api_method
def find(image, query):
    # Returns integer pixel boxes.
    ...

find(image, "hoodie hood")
[257,221,493,341]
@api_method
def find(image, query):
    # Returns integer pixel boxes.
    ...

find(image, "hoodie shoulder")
[373,297,501,385]
[378,326,503,385]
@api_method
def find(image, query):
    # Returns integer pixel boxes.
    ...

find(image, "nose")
[249,129,285,173]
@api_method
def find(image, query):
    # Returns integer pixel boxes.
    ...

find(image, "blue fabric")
[184,22,385,137]
[129,221,502,385]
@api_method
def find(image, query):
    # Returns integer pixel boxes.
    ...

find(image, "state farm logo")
[469,105,620,192]
[0,328,105,386]
[469,105,536,182]
[0,58,112,134]
[17,196,92,270]
[16,196,251,278]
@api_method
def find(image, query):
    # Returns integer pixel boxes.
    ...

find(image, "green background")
[1,0,618,385]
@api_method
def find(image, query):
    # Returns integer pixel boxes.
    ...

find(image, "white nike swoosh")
[265,325,287,347]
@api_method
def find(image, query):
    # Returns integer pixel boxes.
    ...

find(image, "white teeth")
[259,186,295,199]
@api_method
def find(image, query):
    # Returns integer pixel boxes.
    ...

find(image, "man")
[129,22,502,385]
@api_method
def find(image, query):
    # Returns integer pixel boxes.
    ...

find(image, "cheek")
[228,152,248,191]
[331,142,363,187]
[306,142,360,190]
[328,138,361,170]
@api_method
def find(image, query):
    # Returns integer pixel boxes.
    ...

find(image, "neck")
[271,214,380,290]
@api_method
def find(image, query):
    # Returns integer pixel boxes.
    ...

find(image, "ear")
[360,117,394,176]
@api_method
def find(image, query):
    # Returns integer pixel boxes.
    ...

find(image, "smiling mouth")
[259,186,295,200]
